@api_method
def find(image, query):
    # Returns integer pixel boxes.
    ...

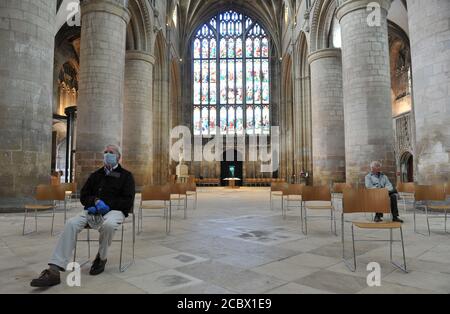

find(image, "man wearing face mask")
[365,161,403,223]
[30,145,135,288]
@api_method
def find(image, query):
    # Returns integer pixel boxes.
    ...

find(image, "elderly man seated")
[365,161,403,223]
[30,145,135,288]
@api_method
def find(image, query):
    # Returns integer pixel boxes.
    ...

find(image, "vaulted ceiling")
[177,0,288,55]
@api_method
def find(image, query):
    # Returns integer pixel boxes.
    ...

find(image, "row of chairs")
[270,182,450,273]
[245,178,286,187]
[195,178,221,186]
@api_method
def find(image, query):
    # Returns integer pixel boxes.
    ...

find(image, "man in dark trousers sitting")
[31,145,135,287]
[365,161,403,223]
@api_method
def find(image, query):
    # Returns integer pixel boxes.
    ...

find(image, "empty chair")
[342,188,407,273]
[281,184,304,219]
[270,182,289,210]
[138,185,172,234]
[414,184,449,235]
[23,184,65,236]
[170,183,188,219]
[301,186,337,235]
[397,182,415,212]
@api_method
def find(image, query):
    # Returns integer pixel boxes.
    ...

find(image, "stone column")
[308,48,345,185]
[407,0,450,184]
[0,0,55,208]
[336,0,395,185]
[75,0,130,186]
[123,51,155,188]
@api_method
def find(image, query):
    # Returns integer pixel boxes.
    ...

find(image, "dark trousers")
[376,191,399,218]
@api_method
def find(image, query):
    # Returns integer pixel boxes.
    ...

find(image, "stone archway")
[400,151,414,183]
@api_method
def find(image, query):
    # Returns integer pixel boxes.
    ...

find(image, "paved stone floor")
[1,187,449,294]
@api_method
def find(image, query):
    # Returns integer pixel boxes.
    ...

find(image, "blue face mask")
[104,153,118,168]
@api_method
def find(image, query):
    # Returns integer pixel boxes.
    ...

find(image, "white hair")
[105,144,122,158]
[370,161,381,169]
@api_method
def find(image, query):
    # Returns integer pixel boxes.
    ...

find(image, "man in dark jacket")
[31,145,135,288]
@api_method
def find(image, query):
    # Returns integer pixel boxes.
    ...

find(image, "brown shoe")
[30,269,61,288]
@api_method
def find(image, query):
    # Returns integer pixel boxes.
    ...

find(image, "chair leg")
[391,227,408,273]
[281,196,285,219]
[343,222,356,272]
[34,209,38,233]
[304,206,308,236]
[270,192,272,210]
[413,201,417,233]
[351,224,356,271]
[22,209,28,236]
[195,192,198,210]
[51,207,55,236]
[87,229,91,259]
[425,205,431,236]
[119,224,124,272]
[169,202,172,233]
[73,233,78,263]
[445,210,448,233]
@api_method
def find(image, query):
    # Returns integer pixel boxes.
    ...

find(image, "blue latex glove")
[87,207,97,215]
[96,200,111,215]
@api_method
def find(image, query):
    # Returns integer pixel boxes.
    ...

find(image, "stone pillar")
[0,0,55,208]
[76,0,130,186]
[407,0,450,184]
[123,51,155,188]
[336,0,395,185]
[308,48,345,185]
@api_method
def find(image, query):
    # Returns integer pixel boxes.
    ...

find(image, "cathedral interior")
[0,0,449,295]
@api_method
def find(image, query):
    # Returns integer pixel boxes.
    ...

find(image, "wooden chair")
[397,182,415,212]
[23,184,66,236]
[74,203,136,273]
[302,186,337,235]
[170,183,188,219]
[281,184,305,219]
[342,188,407,273]
[138,185,172,234]
[270,182,288,211]
[186,176,198,210]
[414,184,449,235]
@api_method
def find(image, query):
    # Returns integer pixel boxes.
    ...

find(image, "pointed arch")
[310,0,338,52]
[126,0,154,52]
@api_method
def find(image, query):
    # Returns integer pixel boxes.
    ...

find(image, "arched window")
[192,10,270,136]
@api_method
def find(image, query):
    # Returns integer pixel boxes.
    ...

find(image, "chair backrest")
[170,183,187,195]
[445,183,450,196]
[414,184,446,202]
[35,184,65,202]
[343,188,390,214]
[397,182,415,194]
[141,185,171,202]
[302,186,332,202]
[332,182,351,194]
[271,182,288,192]
[283,184,305,196]
[60,182,77,193]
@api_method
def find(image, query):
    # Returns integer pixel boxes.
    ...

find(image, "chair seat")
[428,205,450,211]
[186,191,196,195]
[353,221,402,229]
[141,205,167,210]
[305,204,333,210]
[271,191,283,196]
[25,205,54,211]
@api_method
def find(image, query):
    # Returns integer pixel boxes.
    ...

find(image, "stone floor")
[1,187,449,294]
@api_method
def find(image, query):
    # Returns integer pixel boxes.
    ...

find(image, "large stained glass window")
[192,11,270,136]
